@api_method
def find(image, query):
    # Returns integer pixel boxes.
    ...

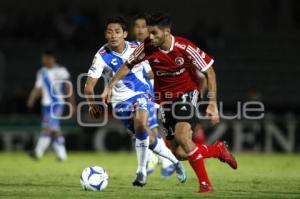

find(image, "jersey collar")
[159,35,174,54]
[111,41,128,57]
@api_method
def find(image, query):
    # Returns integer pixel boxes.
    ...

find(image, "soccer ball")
[80,166,108,191]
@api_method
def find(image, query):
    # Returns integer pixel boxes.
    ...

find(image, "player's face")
[148,25,167,47]
[133,19,148,42]
[41,55,56,68]
[105,23,128,48]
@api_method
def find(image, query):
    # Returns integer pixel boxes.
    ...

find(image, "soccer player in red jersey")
[105,13,237,193]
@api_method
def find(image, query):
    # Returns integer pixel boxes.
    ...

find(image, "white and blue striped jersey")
[34,65,70,106]
[87,41,152,107]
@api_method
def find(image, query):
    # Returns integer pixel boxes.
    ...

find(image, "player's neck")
[110,41,126,54]
[160,35,173,52]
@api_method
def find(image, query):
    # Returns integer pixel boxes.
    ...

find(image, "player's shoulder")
[174,36,195,49]
[55,65,70,74]
[56,65,68,71]
[97,44,111,57]
[129,41,140,48]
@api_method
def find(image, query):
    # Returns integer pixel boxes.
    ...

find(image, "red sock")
[197,144,220,158]
[187,146,212,186]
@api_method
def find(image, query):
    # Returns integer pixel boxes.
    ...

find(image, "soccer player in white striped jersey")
[27,50,76,161]
[84,16,186,187]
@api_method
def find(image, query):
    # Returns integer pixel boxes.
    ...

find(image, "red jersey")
[127,35,214,104]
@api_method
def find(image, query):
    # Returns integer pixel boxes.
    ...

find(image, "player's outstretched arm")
[84,77,101,118]
[27,87,42,109]
[205,66,220,125]
[65,83,76,116]
[106,62,131,102]
[147,70,154,79]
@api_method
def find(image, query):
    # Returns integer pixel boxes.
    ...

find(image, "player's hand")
[88,104,101,118]
[206,101,220,125]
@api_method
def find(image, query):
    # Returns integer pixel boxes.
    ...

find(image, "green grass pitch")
[0,152,299,199]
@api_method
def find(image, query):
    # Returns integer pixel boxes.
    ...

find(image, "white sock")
[147,149,155,162]
[35,133,51,158]
[52,136,67,160]
[135,132,149,176]
[158,156,173,169]
[151,137,178,164]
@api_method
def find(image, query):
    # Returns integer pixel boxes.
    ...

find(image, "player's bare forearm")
[27,88,42,108]
[108,63,130,88]
[205,67,217,103]
[205,66,220,125]
[84,77,98,105]
[84,77,102,118]
[147,71,154,79]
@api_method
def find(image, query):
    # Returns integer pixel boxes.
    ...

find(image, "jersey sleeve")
[126,42,148,68]
[34,70,42,88]
[142,60,152,73]
[185,41,214,72]
[59,67,70,80]
[87,52,107,78]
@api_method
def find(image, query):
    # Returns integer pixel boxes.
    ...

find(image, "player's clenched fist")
[206,102,220,125]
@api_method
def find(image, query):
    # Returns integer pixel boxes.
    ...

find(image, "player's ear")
[123,31,128,39]
[164,27,171,35]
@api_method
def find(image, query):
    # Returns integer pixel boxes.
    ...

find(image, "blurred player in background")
[105,13,237,193]
[27,50,76,161]
[132,13,180,177]
[84,16,186,187]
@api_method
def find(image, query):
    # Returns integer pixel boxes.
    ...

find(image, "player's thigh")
[42,105,63,133]
[133,108,149,132]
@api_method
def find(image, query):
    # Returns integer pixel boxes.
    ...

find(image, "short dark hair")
[42,50,57,59]
[105,15,128,31]
[147,12,172,28]
[133,13,149,22]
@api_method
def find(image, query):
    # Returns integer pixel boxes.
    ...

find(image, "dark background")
[0,0,299,151]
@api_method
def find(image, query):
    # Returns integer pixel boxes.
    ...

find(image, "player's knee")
[174,149,188,160]
[174,131,188,146]
[134,118,148,132]
[149,134,156,144]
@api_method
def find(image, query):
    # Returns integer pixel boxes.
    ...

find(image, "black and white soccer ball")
[80,166,108,191]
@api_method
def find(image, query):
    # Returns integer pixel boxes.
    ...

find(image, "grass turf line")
[0,152,299,199]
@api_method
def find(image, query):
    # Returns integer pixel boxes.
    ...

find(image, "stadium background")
[0,0,299,153]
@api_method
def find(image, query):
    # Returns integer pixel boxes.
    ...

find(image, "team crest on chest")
[175,57,184,65]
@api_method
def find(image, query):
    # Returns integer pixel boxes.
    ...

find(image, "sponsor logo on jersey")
[175,57,184,65]
[175,42,186,50]
[99,48,107,55]
[111,58,118,66]
[89,66,96,72]
[156,68,186,77]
